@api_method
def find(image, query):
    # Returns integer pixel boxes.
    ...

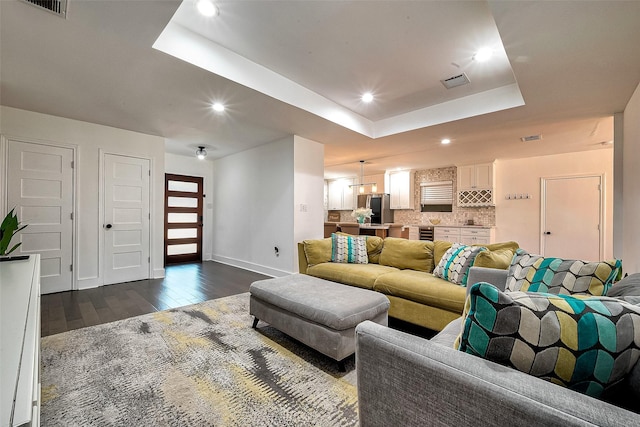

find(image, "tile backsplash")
[337,166,496,226]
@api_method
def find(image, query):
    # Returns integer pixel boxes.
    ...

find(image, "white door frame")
[1,134,79,291]
[540,173,605,259]
[98,149,155,285]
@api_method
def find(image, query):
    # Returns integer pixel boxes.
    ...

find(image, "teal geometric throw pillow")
[457,282,640,398]
[433,243,485,286]
[506,249,622,296]
[331,233,368,264]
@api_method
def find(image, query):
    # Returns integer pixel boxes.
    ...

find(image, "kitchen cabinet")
[460,228,494,245]
[434,227,462,242]
[388,170,414,209]
[327,178,355,210]
[457,162,495,206]
[434,226,495,244]
[457,163,494,190]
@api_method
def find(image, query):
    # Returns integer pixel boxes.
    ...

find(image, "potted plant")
[351,207,373,224]
[0,208,28,257]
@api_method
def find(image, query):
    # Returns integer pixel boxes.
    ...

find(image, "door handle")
[105,224,113,229]
[544,231,551,235]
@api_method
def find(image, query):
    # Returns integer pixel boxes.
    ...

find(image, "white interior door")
[6,140,74,294]
[542,175,602,261]
[103,154,150,285]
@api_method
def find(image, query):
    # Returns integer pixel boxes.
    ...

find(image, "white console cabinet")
[1,255,41,427]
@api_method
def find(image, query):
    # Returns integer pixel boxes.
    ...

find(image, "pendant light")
[351,160,378,194]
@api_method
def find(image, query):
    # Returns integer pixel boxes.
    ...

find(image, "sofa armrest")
[297,242,309,274]
[467,266,508,291]
[355,321,638,427]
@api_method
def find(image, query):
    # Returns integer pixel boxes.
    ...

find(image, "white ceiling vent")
[520,134,543,142]
[21,0,67,17]
[441,73,470,89]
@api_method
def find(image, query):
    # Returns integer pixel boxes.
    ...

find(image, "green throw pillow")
[331,233,368,264]
[506,249,622,296]
[303,238,332,267]
[473,248,516,270]
[433,243,485,286]
[457,282,640,398]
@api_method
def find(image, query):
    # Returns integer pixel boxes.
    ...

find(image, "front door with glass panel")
[165,174,204,265]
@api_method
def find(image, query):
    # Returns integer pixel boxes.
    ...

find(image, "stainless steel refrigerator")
[357,194,394,225]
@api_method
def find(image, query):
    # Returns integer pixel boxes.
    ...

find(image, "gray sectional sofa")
[355,267,640,426]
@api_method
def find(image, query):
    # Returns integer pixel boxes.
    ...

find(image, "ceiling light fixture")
[212,102,225,112]
[350,160,378,194]
[196,0,219,17]
[473,47,493,62]
[441,138,451,145]
[361,92,374,103]
[196,146,207,160]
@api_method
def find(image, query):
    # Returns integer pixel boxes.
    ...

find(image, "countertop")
[406,224,495,228]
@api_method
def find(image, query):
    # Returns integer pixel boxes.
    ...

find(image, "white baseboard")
[76,277,100,290]
[153,268,165,279]
[210,255,292,278]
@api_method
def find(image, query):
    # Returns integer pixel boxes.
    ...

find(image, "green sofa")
[297,236,519,331]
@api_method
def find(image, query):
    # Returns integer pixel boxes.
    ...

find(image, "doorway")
[102,153,151,285]
[5,139,75,294]
[541,175,603,261]
[164,174,204,265]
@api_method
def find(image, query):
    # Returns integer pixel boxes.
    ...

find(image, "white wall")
[165,153,215,260]
[212,137,295,276]
[495,149,614,258]
[212,135,324,276]
[622,82,640,273]
[0,106,166,288]
[293,136,325,269]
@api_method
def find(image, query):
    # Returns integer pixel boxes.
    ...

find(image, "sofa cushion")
[307,262,399,290]
[457,282,640,398]
[434,240,519,267]
[506,249,622,296]
[303,237,332,267]
[373,270,467,313]
[433,243,486,286]
[379,237,434,272]
[331,233,368,264]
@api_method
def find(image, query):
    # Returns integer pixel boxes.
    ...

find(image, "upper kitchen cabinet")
[457,163,494,190]
[327,178,355,210]
[388,170,414,209]
[457,162,495,206]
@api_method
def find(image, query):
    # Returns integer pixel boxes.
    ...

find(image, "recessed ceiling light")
[441,138,451,145]
[212,102,225,112]
[196,0,219,17]
[361,92,374,103]
[473,47,493,62]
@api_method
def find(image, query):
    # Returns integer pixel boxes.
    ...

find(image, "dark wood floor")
[40,261,269,337]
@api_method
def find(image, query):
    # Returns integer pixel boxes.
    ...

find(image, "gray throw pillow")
[607,273,640,297]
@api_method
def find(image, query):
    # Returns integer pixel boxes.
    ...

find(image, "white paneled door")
[103,154,150,285]
[541,175,602,261]
[7,140,74,294]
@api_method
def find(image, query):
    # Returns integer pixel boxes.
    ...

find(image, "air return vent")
[21,0,67,17]
[441,73,470,89]
[520,134,542,142]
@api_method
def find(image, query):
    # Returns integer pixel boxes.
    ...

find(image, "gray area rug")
[41,293,358,426]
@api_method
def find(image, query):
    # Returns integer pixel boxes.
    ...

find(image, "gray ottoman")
[250,274,390,371]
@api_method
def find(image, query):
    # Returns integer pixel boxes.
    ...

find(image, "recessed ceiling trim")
[373,83,525,138]
[153,21,374,137]
[154,2,525,140]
